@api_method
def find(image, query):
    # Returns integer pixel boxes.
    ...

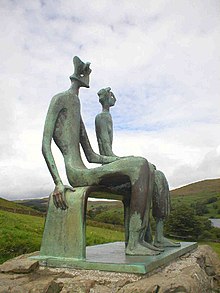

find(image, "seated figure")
[95,87,180,248]
[95,87,116,157]
[42,56,161,256]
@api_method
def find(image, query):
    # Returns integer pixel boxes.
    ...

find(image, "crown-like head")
[69,56,91,88]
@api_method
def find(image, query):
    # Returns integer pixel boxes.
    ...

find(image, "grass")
[0,210,124,264]
[0,210,44,263]
[202,241,220,256]
[170,178,220,218]
[86,226,124,245]
[170,178,220,196]
[0,184,220,263]
[0,197,34,211]
[0,197,42,216]
[171,194,220,219]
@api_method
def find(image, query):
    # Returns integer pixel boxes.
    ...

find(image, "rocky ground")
[0,245,219,293]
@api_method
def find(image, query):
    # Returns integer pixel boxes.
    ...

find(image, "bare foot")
[141,240,164,252]
[125,243,161,256]
[154,237,181,248]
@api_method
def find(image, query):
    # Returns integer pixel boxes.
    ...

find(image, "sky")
[0,0,219,200]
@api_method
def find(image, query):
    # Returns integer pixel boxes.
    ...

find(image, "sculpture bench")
[36,185,196,274]
[39,186,130,260]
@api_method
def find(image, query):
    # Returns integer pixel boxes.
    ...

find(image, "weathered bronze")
[95,87,116,156]
[42,56,160,256]
[95,87,180,248]
[153,167,180,247]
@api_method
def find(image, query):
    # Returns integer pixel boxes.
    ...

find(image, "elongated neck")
[102,105,110,112]
[70,81,80,95]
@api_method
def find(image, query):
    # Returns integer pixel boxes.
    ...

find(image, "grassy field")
[0,210,44,263]
[0,197,43,216]
[0,209,219,265]
[171,193,220,218]
[170,178,220,196]
[0,210,124,264]
[1,179,219,263]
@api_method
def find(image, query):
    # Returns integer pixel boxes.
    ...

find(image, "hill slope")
[0,197,43,216]
[171,178,220,197]
[170,178,220,218]
[3,178,220,218]
[0,209,124,264]
[14,198,48,214]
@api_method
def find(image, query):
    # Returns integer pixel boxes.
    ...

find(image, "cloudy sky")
[0,0,219,199]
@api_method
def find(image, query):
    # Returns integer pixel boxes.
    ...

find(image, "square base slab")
[32,241,197,274]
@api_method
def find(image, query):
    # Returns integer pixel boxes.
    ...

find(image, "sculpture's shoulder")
[95,113,110,131]
[47,90,71,113]
[95,112,111,123]
[155,170,165,177]
[50,89,70,104]
[95,112,102,122]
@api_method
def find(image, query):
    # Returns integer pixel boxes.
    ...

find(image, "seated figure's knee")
[131,156,148,168]
[128,156,150,182]
[137,157,149,172]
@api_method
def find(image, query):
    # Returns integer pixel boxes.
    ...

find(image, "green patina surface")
[39,187,126,260]
[40,56,161,257]
[95,86,178,249]
[40,188,87,259]
[39,56,186,264]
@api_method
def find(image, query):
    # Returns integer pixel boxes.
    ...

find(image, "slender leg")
[154,218,181,248]
[144,221,153,243]
[143,221,164,252]
[125,159,160,256]
[123,197,130,247]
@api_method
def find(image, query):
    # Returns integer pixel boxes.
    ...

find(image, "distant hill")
[0,197,43,216]
[170,178,220,219]
[14,197,122,214]
[6,178,220,217]
[14,198,48,214]
[171,178,220,197]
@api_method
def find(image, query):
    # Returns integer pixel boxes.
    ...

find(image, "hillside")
[0,178,217,219]
[0,179,220,264]
[0,197,43,216]
[0,209,124,264]
[171,178,220,197]
[14,194,123,214]
[170,178,220,219]
[12,178,219,209]
[14,198,48,214]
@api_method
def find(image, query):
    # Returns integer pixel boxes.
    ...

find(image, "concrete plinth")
[32,241,197,274]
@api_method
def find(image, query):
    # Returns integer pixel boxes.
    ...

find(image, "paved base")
[32,241,197,274]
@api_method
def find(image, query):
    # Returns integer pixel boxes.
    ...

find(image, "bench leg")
[123,198,130,247]
[40,187,89,260]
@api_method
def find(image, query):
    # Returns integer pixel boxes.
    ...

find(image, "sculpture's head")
[97,87,116,108]
[69,56,91,88]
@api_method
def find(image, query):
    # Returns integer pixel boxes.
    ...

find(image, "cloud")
[171,147,220,188]
[0,0,219,199]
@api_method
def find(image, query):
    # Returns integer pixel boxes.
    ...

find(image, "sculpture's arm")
[80,117,118,164]
[42,98,69,210]
[95,116,116,156]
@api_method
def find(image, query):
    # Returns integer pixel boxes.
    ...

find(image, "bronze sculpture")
[42,56,161,255]
[95,87,180,248]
